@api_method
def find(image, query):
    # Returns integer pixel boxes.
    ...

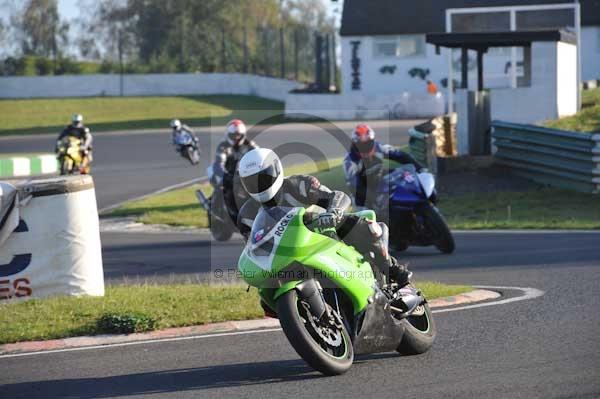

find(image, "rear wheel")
[277,289,353,375]
[397,302,436,355]
[421,203,455,254]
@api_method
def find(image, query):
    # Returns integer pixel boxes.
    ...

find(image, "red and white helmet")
[352,124,376,155]
[226,119,247,145]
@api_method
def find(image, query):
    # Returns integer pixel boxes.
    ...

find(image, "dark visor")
[355,140,374,154]
[241,164,279,194]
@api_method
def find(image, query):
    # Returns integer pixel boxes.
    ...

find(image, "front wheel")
[277,290,353,375]
[186,146,200,165]
[421,203,455,254]
[209,194,234,242]
[60,157,73,175]
[397,303,436,355]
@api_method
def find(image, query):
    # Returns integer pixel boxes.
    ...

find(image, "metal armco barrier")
[492,121,600,193]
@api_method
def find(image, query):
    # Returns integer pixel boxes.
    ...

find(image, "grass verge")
[107,157,600,230]
[106,158,345,227]
[544,88,600,133]
[0,281,471,344]
[440,189,600,229]
[0,95,284,136]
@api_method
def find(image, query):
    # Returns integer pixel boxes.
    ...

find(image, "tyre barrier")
[0,175,104,301]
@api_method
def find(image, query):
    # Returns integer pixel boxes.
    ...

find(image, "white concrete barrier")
[0,175,104,301]
[285,92,445,120]
[0,73,299,102]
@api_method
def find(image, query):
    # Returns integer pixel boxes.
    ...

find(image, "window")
[373,35,425,58]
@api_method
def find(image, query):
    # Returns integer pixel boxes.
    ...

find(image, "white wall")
[556,42,578,117]
[0,73,299,101]
[341,35,539,96]
[582,26,600,81]
[341,35,448,95]
[341,29,600,95]
[285,92,445,120]
[490,41,576,124]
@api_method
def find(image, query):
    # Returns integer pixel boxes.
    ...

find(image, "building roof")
[340,0,600,36]
[426,29,577,50]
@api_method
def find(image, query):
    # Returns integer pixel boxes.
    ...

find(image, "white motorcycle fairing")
[417,172,435,199]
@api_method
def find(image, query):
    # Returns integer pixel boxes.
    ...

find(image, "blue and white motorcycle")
[174,131,200,165]
[374,165,455,254]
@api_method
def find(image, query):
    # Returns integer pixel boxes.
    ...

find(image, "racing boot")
[386,256,412,287]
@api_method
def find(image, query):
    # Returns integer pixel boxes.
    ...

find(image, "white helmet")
[170,119,181,129]
[226,119,247,145]
[239,148,283,203]
[72,114,83,126]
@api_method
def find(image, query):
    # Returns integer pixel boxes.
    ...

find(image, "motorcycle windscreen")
[248,206,295,256]
[175,133,192,145]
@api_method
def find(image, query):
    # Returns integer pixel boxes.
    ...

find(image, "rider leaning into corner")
[170,119,199,147]
[343,123,424,208]
[236,148,411,287]
[56,114,93,174]
[210,119,258,212]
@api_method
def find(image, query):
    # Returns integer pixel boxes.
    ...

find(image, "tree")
[79,0,333,77]
[16,0,69,58]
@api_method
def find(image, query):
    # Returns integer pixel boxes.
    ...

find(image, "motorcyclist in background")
[56,114,93,174]
[343,124,424,209]
[170,119,199,147]
[211,119,258,213]
[237,148,411,287]
[170,119,200,165]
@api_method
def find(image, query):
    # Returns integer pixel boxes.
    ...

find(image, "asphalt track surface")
[0,120,418,210]
[2,122,600,397]
[2,231,600,398]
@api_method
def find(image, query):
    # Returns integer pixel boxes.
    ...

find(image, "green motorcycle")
[237,205,436,375]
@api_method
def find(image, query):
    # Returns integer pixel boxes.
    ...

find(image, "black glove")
[365,162,383,177]
[317,209,343,230]
[222,173,234,187]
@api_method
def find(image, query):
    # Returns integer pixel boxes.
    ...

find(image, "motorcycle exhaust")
[389,288,424,319]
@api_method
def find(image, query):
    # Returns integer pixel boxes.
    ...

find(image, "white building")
[339,0,600,96]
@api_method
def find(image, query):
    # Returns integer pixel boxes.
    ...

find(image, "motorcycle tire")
[277,289,353,376]
[60,158,72,175]
[209,195,234,242]
[397,302,436,355]
[186,146,199,165]
[390,240,409,252]
[421,203,455,254]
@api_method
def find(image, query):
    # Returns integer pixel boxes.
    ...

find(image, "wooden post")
[477,49,484,91]
[461,47,468,89]
[294,30,299,81]
[332,33,338,90]
[279,27,285,78]
[243,24,248,74]
[315,34,323,90]
[221,26,226,72]
[443,115,454,156]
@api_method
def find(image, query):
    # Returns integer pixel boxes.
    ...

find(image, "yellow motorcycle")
[56,136,88,175]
